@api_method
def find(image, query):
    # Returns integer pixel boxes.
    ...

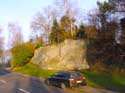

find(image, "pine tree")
[49,19,65,44]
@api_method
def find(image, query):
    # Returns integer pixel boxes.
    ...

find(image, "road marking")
[0,80,7,84]
[18,88,30,93]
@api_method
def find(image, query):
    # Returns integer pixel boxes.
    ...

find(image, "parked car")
[45,71,87,89]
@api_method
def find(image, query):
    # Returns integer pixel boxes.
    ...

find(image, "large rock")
[31,39,89,70]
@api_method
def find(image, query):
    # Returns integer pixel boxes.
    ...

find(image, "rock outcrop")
[31,39,89,70]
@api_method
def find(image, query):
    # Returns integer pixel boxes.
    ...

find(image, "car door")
[53,74,68,86]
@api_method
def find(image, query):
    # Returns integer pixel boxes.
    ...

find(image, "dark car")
[45,71,87,89]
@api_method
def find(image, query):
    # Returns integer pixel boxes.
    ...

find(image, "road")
[0,69,119,93]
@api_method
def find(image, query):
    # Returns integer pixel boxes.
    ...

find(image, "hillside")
[31,39,89,70]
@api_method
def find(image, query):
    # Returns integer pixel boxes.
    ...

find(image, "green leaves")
[11,42,35,68]
[49,19,66,44]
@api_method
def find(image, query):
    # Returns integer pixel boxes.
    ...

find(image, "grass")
[14,63,57,78]
[79,70,125,93]
[15,64,125,92]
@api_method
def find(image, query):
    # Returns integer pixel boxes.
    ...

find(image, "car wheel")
[60,83,66,89]
[45,79,50,85]
[82,81,87,86]
[84,81,87,85]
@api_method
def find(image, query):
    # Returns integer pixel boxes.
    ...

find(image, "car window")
[55,74,66,78]
[70,72,81,78]
[76,72,82,77]
[55,72,70,78]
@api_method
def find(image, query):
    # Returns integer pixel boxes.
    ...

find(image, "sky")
[0,0,106,48]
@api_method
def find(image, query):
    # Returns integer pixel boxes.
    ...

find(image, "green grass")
[15,64,125,92]
[79,70,125,93]
[14,63,57,78]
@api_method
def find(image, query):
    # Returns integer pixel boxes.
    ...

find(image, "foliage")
[85,25,97,39]
[11,42,35,68]
[86,0,125,70]
[49,19,66,44]
[15,63,57,78]
[31,0,81,43]
[60,15,75,39]
[34,36,43,49]
[60,15,71,32]
[120,18,125,47]
[76,23,85,39]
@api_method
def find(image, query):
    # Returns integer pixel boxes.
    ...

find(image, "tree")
[8,22,23,48]
[109,0,125,12]
[120,18,125,47]
[0,26,4,51]
[85,25,97,40]
[88,9,100,28]
[31,0,81,43]
[31,5,58,44]
[76,23,85,39]
[55,0,80,18]
[34,36,43,49]
[60,15,71,38]
[60,15,70,32]
[49,19,65,44]
[86,0,125,70]
[49,19,66,56]
[11,42,35,68]
[55,0,80,38]
[97,1,116,39]
[0,26,4,63]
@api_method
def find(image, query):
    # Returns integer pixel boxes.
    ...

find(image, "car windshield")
[54,71,70,78]
[70,72,82,78]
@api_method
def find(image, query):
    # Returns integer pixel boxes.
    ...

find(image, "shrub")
[11,42,35,68]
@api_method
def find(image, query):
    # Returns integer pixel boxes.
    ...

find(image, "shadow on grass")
[79,70,125,93]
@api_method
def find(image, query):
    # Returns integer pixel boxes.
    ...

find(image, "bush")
[11,42,35,68]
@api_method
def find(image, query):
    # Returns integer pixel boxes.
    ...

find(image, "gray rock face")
[31,39,89,70]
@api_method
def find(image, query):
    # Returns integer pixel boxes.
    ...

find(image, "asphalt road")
[0,69,68,93]
[0,69,119,93]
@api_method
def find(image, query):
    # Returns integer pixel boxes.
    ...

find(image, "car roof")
[56,71,80,75]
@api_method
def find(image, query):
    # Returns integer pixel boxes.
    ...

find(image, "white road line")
[0,80,7,84]
[18,88,31,93]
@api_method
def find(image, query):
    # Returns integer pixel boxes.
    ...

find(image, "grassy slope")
[79,70,125,92]
[14,63,57,78]
[15,63,125,92]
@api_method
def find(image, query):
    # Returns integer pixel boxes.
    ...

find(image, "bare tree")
[55,0,79,17]
[31,0,82,42]
[0,26,4,51]
[0,26,5,64]
[87,9,100,28]
[8,22,23,48]
[31,5,58,44]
